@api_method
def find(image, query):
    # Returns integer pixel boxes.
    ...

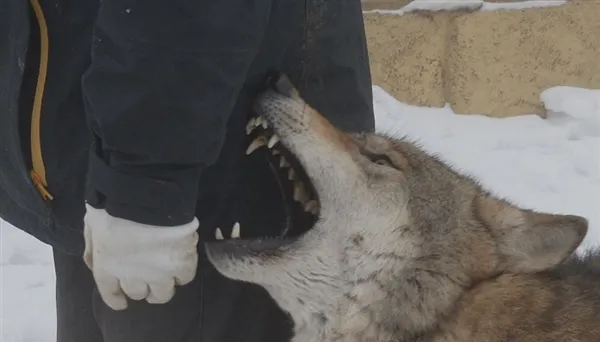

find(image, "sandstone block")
[364,12,449,107]
[447,0,600,117]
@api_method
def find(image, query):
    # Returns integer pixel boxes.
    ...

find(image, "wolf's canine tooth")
[246,136,268,155]
[245,118,259,135]
[254,116,269,130]
[268,135,279,148]
[231,222,241,239]
[288,168,295,180]
[272,149,280,156]
[215,228,224,240]
[293,181,309,203]
[279,156,289,168]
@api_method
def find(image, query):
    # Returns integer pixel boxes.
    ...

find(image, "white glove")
[83,204,199,310]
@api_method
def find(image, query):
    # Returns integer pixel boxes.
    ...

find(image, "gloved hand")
[83,204,199,310]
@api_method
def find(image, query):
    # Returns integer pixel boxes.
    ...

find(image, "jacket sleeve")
[81,0,272,226]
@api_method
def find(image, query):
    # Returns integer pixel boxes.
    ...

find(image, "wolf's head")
[204,73,588,337]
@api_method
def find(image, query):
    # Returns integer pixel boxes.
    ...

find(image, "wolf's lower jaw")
[210,115,321,243]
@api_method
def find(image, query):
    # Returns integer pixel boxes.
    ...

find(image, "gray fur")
[205,74,598,342]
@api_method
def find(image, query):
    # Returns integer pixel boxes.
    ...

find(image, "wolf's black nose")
[264,71,295,98]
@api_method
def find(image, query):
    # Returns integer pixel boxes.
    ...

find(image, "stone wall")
[362,0,600,117]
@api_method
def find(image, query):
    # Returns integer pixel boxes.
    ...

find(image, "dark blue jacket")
[0,0,374,257]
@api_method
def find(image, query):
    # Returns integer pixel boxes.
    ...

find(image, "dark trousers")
[53,250,294,342]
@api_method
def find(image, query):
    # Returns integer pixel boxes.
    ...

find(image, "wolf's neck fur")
[263,221,470,341]
[267,260,465,342]
[329,259,466,341]
[270,252,600,342]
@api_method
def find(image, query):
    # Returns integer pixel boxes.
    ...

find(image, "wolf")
[204,72,600,342]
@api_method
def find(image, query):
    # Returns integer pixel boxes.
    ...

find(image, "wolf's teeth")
[244,116,268,135]
[288,168,295,180]
[245,118,259,135]
[246,136,268,155]
[293,181,309,203]
[304,200,319,214]
[231,222,241,239]
[215,228,224,240]
[272,149,280,156]
[280,156,289,168]
[268,135,279,148]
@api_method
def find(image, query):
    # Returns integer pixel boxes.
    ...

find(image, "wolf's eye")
[371,154,395,168]
[360,148,396,168]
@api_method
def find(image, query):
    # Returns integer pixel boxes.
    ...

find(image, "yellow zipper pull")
[29,0,53,202]
[31,170,54,200]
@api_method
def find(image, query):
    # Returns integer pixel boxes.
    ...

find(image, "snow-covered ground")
[2,85,599,341]
[364,0,568,15]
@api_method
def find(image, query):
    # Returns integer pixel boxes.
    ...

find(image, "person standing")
[0,0,375,341]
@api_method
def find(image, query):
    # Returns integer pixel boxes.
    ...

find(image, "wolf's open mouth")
[245,115,320,217]
[208,113,320,247]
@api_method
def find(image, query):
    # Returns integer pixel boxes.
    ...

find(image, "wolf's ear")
[476,194,588,273]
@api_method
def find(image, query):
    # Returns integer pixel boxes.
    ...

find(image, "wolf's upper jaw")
[209,113,320,244]
[246,114,320,212]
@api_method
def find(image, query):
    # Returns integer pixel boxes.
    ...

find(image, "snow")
[2,85,599,341]
[391,0,483,13]
[480,0,566,11]
[542,86,600,139]
[364,0,567,15]
[1,222,56,342]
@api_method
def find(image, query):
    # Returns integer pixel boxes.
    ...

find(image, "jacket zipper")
[29,0,53,201]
